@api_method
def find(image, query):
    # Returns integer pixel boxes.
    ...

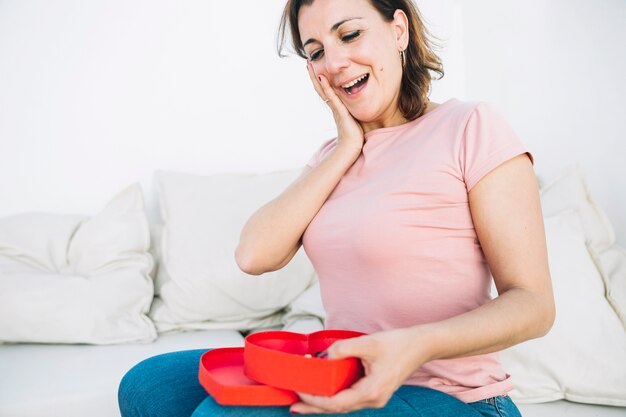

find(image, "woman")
[118,0,555,416]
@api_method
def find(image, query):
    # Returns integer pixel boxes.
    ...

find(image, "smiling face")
[298,0,409,132]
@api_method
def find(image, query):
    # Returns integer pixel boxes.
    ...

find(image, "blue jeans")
[118,349,522,417]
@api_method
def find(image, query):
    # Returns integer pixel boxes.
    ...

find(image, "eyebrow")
[302,17,362,48]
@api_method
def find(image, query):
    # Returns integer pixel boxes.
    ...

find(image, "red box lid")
[198,347,298,406]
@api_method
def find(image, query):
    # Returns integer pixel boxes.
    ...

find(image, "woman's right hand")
[307,61,364,156]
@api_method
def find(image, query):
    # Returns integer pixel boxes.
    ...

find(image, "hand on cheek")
[306,61,365,153]
[306,62,338,108]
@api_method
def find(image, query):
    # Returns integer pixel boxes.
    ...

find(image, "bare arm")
[413,153,555,359]
[236,62,366,276]
[235,145,360,275]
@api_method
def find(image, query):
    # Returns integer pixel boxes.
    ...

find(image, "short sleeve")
[461,102,533,191]
[306,138,339,168]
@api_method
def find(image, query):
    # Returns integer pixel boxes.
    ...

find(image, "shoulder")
[432,100,518,145]
[432,99,505,125]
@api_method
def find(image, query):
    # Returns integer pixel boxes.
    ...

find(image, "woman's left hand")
[289,327,428,414]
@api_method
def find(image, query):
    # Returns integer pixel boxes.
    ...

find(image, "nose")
[323,44,350,76]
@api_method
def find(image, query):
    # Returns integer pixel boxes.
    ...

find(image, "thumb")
[326,335,372,360]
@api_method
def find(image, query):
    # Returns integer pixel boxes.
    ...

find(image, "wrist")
[333,142,361,161]
[405,323,441,367]
[334,139,363,159]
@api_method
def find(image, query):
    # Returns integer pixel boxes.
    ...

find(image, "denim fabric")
[467,395,523,417]
[118,349,521,417]
[118,349,208,417]
[189,385,484,417]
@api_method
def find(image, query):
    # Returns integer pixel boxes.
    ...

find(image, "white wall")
[0,0,624,244]
[461,0,626,245]
[0,0,462,222]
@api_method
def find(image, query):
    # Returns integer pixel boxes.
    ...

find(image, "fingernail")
[290,411,300,415]
[318,76,322,82]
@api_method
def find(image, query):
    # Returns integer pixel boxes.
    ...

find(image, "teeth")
[341,74,368,89]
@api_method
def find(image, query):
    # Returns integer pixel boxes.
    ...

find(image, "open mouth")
[342,73,369,95]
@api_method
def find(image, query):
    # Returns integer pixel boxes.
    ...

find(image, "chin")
[347,107,380,124]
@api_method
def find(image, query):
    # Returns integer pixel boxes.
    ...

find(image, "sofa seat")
[2,327,625,417]
[517,401,626,416]
[0,330,245,417]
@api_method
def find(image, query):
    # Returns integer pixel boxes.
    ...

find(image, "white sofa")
[1,167,625,417]
[1,328,625,417]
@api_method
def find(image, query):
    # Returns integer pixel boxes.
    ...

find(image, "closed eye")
[308,30,361,61]
[341,30,361,42]
[310,49,324,61]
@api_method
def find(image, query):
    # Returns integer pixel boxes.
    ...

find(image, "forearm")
[236,144,359,275]
[410,286,555,365]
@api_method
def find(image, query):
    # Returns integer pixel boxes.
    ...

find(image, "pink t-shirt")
[302,99,532,403]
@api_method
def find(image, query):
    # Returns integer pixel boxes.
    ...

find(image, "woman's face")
[298,0,408,129]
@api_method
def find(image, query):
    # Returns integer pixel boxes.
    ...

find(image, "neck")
[360,100,433,134]
[360,109,408,134]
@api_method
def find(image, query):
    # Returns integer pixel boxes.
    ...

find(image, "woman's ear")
[392,9,409,50]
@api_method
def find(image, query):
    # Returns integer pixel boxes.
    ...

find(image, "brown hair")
[278,0,444,120]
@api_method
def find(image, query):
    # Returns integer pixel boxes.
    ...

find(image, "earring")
[400,49,406,68]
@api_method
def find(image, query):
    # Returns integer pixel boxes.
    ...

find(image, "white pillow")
[539,167,626,328]
[0,184,156,344]
[150,169,316,332]
[501,210,626,406]
[281,277,325,333]
[540,167,616,252]
[148,223,164,293]
[595,246,626,326]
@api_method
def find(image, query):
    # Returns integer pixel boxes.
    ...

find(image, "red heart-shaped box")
[198,347,299,406]
[244,330,366,396]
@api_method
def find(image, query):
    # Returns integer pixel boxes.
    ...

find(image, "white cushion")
[501,210,626,406]
[0,184,156,344]
[148,223,164,293]
[281,277,325,333]
[540,167,615,252]
[595,246,626,326]
[150,169,316,332]
[539,167,626,328]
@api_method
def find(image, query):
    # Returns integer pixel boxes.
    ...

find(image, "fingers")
[299,388,365,412]
[290,377,390,414]
[306,61,343,111]
[317,74,343,111]
[305,60,365,151]
[306,61,327,102]
[289,400,330,415]
[292,390,361,414]
[288,334,401,414]
[289,331,417,414]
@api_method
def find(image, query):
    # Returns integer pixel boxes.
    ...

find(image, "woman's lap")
[192,385,484,417]
[118,349,208,417]
[466,396,522,417]
[118,349,521,417]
